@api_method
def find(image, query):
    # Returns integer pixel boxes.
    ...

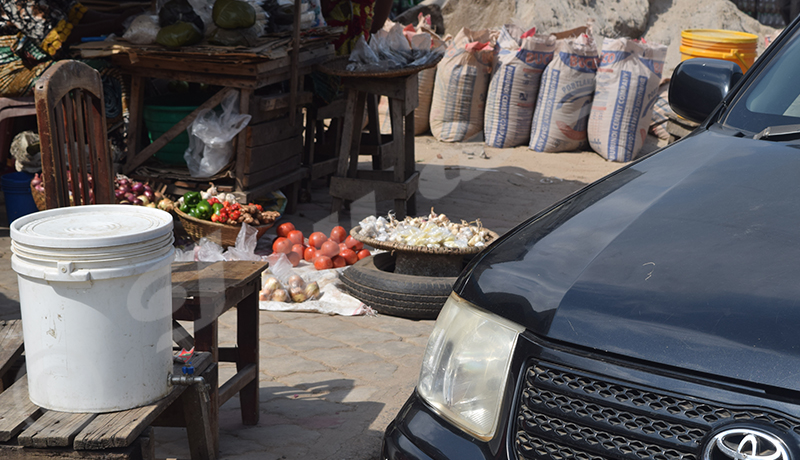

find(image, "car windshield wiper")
[753,124,800,141]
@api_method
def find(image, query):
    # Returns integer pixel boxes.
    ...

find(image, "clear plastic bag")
[123,15,160,44]
[184,91,251,178]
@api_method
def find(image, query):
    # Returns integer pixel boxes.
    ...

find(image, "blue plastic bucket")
[2,172,39,223]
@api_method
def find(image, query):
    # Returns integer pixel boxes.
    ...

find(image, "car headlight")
[417,293,524,440]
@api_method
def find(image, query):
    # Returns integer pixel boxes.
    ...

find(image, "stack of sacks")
[529,29,599,152]
[587,38,667,162]
[429,28,498,142]
[484,24,556,148]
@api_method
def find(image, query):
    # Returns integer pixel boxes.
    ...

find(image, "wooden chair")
[34,60,114,209]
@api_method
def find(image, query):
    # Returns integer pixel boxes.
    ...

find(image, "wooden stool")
[329,73,420,219]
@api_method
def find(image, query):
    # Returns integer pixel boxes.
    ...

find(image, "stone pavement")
[0,139,634,459]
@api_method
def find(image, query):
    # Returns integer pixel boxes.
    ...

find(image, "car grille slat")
[514,362,800,460]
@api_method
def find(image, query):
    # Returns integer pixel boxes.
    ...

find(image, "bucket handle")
[726,49,750,72]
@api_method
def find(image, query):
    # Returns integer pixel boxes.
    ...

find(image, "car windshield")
[721,27,800,136]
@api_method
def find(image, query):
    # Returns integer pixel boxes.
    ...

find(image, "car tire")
[339,252,455,319]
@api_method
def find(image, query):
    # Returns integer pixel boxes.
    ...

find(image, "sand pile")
[438,0,778,76]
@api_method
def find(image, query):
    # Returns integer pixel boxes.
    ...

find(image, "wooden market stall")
[73,11,339,212]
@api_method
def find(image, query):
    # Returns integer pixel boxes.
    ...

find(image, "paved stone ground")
[0,137,638,459]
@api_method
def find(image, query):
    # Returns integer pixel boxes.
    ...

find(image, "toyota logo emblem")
[703,428,790,460]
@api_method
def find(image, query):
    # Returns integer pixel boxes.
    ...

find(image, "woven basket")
[174,207,275,247]
[350,226,499,255]
[30,182,46,211]
[317,53,443,78]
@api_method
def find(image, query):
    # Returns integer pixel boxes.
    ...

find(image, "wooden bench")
[0,352,216,460]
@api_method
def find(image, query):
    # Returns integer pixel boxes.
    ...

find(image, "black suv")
[382,18,800,460]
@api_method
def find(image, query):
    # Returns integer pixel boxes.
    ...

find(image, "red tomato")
[357,249,371,260]
[308,232,328,249]
[272,237,292,254]
[344,235,359,249]
[287,251,301,267]
[303,246,316,262]
[339,242,348,251]
[287,230,304,245]
[291,244,305,256]
[314,255,333,270]
[332,255,347,268]
[320,240,340,258]
[330,226,347,243]
[276,222,295,238]
[340,248,358,265]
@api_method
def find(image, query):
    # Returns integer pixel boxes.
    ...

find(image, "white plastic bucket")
[10,205,175,413]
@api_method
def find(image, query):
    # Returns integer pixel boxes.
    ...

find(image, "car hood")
[456,130,800,391]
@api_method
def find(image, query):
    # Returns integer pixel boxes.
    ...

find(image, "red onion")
[131,182,144,194]
[124,192,137,202]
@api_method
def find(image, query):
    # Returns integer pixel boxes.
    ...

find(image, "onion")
[143,184,153,193]
[117,178,130,188]
[118,185,132,194]
[115,189,126,200]
[131,182,144,195]
[125,192,137,202]
[144,189,155,202]
[132,198,143,206]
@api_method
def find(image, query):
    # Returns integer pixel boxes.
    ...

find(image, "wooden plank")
[182,364,216,460]
[0,443,145,459]
[236,167,306,202]
[329,170,420,203]
[118,55,260,77]
[18,412,96,448]
[218,363,257,406]
[0,320,24,383]
[234,88,253,189]
[172,320,194,351]
[124,87,236,174]
[240,154,301,189]
[241,135,303,175]
[251,91,312,115]
[72,353,212,450]
[246,115,304,148]
[0,378,42,442]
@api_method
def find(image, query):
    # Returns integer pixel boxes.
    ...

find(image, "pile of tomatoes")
[272,222,370,270]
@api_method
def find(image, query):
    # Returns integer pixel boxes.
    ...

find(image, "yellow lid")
[681,29,758,44]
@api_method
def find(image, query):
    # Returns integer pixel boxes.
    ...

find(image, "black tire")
[339,252,456,319]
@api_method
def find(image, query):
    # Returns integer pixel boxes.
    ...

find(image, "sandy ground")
[304,134,667,238]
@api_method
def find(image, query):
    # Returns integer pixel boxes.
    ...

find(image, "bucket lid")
[10,205,173,249]
[681,29,758,44]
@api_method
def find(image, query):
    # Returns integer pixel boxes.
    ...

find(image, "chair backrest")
[34,60,114,209]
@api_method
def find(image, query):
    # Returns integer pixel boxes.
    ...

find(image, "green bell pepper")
[212,202,225,215]
[179,202,192,214]
[194,200,213,220]
[183,191,202,207]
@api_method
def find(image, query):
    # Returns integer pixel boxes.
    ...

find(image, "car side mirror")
[669,58,744,124]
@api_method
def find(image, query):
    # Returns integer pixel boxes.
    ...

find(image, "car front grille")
[514,362,800,460]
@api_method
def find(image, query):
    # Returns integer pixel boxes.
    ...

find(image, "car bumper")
[382,392,502,460]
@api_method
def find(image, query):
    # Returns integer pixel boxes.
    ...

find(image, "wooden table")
[328,73,420,219]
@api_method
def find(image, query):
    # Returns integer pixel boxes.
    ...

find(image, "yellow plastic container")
[680,29,758,72]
